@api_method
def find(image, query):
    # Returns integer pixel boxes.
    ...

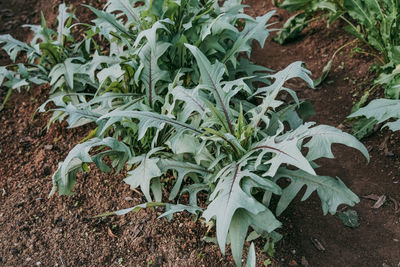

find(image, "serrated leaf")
[303,124,369,162]
[158,159,210,200]
[124,155,161,202]
[50,138,131,196]
[203,162,281,254]
[57,4,75,44]
[0,34,36,62]
[99,110,203,139]
[252,133,316,178]
[105,0,142,26]
[186,44,237,134]
[49,58,84,89]
[275,168,360,216]
[349,98,400,132]
[223,11,275,67]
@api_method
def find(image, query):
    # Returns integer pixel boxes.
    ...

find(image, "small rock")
[291,249,296,255]
[44,145,53,150]
[26,257,32,262]
[125,196,133,201]
[36,262,41,266]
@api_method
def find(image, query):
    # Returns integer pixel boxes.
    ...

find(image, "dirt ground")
[0,0,399,266]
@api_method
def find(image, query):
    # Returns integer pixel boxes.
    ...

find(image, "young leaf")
[158,159,210,200]
[185,44,235,134]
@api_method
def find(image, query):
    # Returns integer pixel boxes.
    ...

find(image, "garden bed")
[0,0,399,266]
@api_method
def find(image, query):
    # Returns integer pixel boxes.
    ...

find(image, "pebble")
[36,262,41,266]
[44,145,53,150]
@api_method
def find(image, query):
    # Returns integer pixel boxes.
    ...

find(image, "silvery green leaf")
[85,5,133,38]
[158,159,210,200]
[49,57,85,89]
[186,44,243,134]
[170,85,207,122]
[81,52,121,82]
[302,124,369,161]
[349,98,400,132]
[275,168,360,216]
[252,134,316,178]
[223,11,275,67]
[57,4,75,44]
[105,0,142,26]
[50,138,131,196]
[98,110,202,143]
[124,156,161,202]
[159,204,202,220]
[0,34,37,62]
[229,208,280,266]
[97,64,124,84]
[203,162,281,255]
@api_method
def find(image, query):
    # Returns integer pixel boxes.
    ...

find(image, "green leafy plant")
[273,0,344,44]
[349,98,400,132]
[275,0,400,139]
[0,0,369,266]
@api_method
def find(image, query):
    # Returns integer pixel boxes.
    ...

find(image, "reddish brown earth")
[1,0,399,266]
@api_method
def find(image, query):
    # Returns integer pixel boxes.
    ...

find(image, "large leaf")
[124,151,162,202]
[50,138,131,196]
[348,98,400,131]
[0,34,37,62]
[49,58,85,90]
[169,85,207,122]
[99,110,203,139]
[105,0,142,26]
[202,162,281,254]
[56,4,75,44]
[252,132,316,178]
[134,21,171,108]
[229,208,280,266]
[275,168,360,215]
[302,124,369,161]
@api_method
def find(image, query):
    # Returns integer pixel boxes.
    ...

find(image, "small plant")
[0,0,369,266]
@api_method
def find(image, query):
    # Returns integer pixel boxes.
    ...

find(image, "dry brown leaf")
[389,196,400,213]
[362,194,380,201]
[372,195,386,209]
[107,226,117,238]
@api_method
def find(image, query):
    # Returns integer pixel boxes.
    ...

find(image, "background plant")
[0,0,369,265]
[274,0,400,139]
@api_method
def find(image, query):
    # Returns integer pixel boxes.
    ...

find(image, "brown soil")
[1,0,399,266]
